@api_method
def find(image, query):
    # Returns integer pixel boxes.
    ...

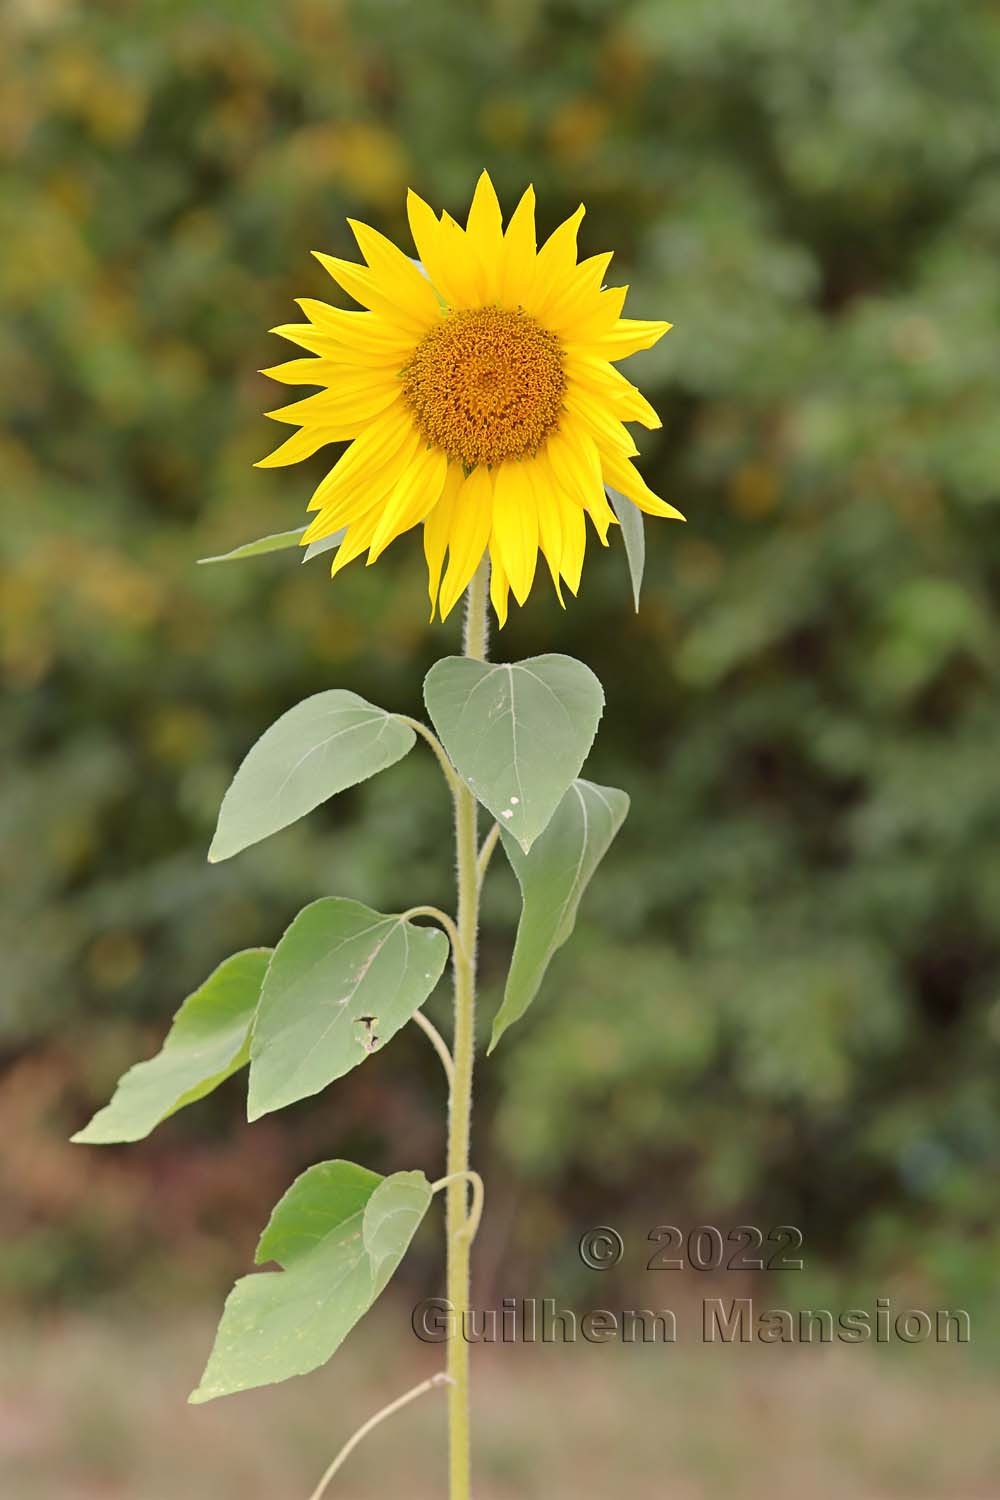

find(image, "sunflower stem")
[445,554,489,1500]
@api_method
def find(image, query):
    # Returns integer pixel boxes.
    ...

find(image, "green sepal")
[607,486,645,610]
[301,528,345,561]
[197,526,344,566]
[198,528,307,564]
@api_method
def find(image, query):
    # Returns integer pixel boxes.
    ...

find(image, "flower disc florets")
[401,306,566,469]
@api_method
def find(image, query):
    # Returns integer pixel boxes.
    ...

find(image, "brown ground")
[2,1304,997,1498]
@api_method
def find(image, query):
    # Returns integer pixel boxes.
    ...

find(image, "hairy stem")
[446,555,489,1500]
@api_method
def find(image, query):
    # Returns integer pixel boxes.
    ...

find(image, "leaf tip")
[246,1074,281,1124]
[69,1117,117,1146]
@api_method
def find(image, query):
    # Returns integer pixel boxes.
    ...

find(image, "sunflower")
[259,171,682,623]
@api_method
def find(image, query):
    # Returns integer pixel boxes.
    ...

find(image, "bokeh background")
[3,0,1000,1495]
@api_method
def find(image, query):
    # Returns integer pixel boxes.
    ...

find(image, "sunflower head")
[259,171,681,624]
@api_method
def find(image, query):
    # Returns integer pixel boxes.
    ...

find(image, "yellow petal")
[584,318,673,362]
[563,386,638,457]
[491,461,538,606]
[348,218,441,324]
[265,383,399,429]
[263,351,403,385]
[312,252,432,336]
[533,251,613,332]
[525,458,564,603]
[268,321,406,365]
[557,490,587,594]
[600,450,685,520]
[422,463,462,618]
[545,426,604,512]
[329,507,382,579]
[435,213,484,308]
[439,466,493,619]
[407,190,473,309]
[268,323,352,357]
[260,357,333,386]
[302,506,350,547]
[565,284,629,342]
[564,352,662,429]
[367,444,448,562]
[304,431,423,541]
[255,426,340,468]
[488,536,511,627]
[467,169,503,241]
[269,363,400,401]
[305,404,417,511]
[524,205,585,314]
[585,491,616,543]
[465,170,504,300]
[548,427,616,543]
[295,298,417,348]
[574,250,614,285]
[530,448,580,587]
[498,186,537,307]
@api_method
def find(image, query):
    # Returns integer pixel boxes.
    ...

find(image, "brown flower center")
[401,306,565,469]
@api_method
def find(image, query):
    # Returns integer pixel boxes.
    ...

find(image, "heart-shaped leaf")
[209,691,415,862]
[607,486,645,611]
[489,780,629,1051]
[247,898,450,1120]
[190,1162,431,1402]
[72,949,271,1144]
[424,654,604,852]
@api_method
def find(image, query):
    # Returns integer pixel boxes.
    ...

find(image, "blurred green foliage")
[2,0,999,1306]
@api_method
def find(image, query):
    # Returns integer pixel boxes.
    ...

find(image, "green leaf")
[607,486,645,611]
[424,654,604,852]
[189,1162,431,1403]
[72,950,270,1144]
[363,1172,435,1290]
[198,528,307,564]
[247,898,450,1120]
[489,780,629,1052]
[209,691,415,862]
